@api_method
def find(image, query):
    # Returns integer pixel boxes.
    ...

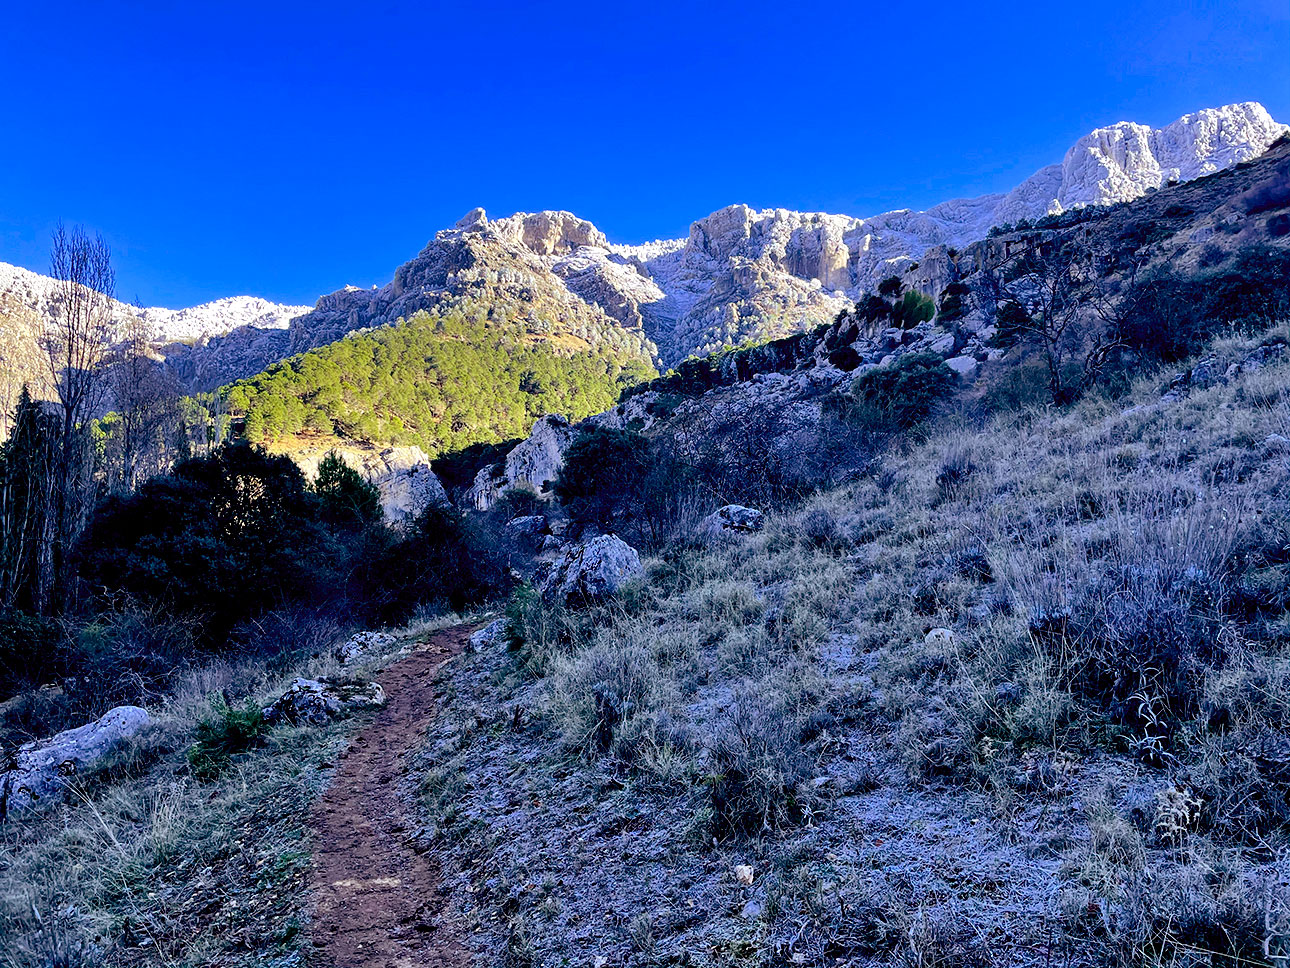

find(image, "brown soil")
[309,625,473,968]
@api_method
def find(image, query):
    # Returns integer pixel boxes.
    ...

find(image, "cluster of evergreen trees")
[223,310,657,454]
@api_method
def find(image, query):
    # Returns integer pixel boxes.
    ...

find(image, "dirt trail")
[310,625,472,968]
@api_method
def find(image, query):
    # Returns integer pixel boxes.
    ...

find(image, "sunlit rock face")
[3,103,1282,382]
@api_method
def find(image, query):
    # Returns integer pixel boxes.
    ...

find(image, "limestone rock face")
[262,677,386,726]
[541,534,644,605]
[285,211,657,367]
[286,442,449,523]
[2,103,1280,391]
[466,414,578,511]
[1,706,151,815]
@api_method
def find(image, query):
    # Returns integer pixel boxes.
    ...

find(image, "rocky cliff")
[0,260,309,395]
[284,102,1287,367]
[3,102,1283,389]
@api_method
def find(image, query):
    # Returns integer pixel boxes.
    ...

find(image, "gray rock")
[505,515,549,542]
[699,505,766,541]
[336,630,397,665]
[541,534,644,605]
[469,619,508,652]
[945,355,978,377]
[927,332,956,355]
[262,677,386,726]
[466,415,578,511]
[1,705,151,815]
[538,534,566,555]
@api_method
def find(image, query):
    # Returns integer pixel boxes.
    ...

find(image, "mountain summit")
[288,102,1287,366]
[0,102,1284,383]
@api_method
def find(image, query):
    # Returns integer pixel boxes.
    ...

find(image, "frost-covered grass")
[421,324,1290,967]
[0,619,446,967]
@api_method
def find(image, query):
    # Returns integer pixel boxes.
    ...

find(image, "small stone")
[733,864,754,886]
[924,628,955,648]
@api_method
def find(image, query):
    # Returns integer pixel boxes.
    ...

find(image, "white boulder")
[541,534,644,605]
[1,705,152,815]
[335,630,397,665]
[700,505,766,540]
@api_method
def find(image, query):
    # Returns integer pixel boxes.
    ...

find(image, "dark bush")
[891,290,935,329]
[553,427,650,528]
[937,281,970,322]
[188,698,268,780]
[80,443,332,646]
[0,612,60,699]
[313,451,382,530]
[876,276,904,299]
[1113,246,1290,367]
[850,353,957,432]
[354,505,505,624]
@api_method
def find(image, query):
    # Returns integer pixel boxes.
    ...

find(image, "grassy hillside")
[414,325,1290,967]
[222,309,657,456]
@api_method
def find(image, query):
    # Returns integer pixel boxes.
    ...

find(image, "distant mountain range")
[1,101,1284,387]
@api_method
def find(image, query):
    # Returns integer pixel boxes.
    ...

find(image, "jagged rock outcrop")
[465,415,578,511]
[285,210,657,367]
[541,534,644,605]
[1,706,152,816]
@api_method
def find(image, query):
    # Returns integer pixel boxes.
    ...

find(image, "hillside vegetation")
[417,323,1290,968]
[223,309,656,455]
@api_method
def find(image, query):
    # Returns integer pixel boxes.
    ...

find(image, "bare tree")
[976,233,1123,405]
[108,313,181,491]
[42,223,117,609]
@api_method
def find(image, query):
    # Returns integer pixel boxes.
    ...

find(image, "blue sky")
[1,0,1286,308]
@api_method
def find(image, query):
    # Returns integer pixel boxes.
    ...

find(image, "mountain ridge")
[0,101,1284,385]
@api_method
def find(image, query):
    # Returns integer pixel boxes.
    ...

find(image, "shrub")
[552,427,650,528]
[850,353,957,432]
[877,276,904,299]
[705,682,814,837]
[0,611,60,700]
[935,445,976,500]
[355,505,505,624]
[982,360,1051,412]
[546,641,662,760]
[188,698,268,779]
[891,290,935,329]
[80,443,332,647]
[313,451,382,529]
[936,281,970,322]
[1009,498,1238,744]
